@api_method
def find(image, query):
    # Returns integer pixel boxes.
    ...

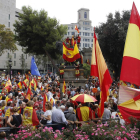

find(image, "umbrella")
[71,94,97,103]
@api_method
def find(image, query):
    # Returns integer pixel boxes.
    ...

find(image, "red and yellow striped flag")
[17,81,22,89]
[90,29,112,117]
[120,2,140,86]
[75,25,79,33]
[62,80,66,93]
[43,94,48,112]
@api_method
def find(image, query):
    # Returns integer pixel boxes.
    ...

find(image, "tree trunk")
[45,51,59,73]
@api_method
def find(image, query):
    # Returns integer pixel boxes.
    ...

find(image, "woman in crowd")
[92,105,100,124]
[7,106,23,134]
[41,101,52,125]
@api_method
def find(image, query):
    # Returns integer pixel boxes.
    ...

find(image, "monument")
[59,29,88,97]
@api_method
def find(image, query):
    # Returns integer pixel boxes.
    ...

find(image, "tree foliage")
[0,24,17,56]
[83,63,91,79]
[96,10,130,78]
[13,6,67,61]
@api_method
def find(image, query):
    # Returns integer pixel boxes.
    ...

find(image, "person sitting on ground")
[41,101,52,125]
[7,107,23,134]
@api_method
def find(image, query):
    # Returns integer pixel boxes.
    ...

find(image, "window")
[26,54,27,59]
[88,44,90,47]
[14,61,16,66]
[8,22,10,27]
[71,27,73,30]
[68,32,69,35]
[9,14,10,20]
[85,43,87,47]
[14,53,16,58]
[8,53,9,58]
[91,44,93,47]
[85,33,88,36]
[83,43,84,47]
[91,39,93,42]
[79,32,81,35]
[83,32,84,36]
[84,12,87,19]
[91,33,93,36]
[68,27,70,30]
[83,22,84,25]
[71,32,75,35]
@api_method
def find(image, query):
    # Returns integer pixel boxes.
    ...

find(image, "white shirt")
[44,110,52,123]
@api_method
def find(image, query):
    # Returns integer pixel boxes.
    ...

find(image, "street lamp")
[9,58,12,80]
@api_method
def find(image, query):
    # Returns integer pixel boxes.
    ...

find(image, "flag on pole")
[63,42,80,62]
[62,80,66,94]
[120,2,140,86]
[31,57,41,76]
[90,29,112,117]
[23,79,29,88]
[17,81,22,89]
[75,25,79,33]
[26,82,33,100]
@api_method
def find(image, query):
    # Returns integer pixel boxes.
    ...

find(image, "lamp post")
[9,58,12,80]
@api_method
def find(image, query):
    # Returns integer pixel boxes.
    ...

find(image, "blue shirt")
[52,109,68,125]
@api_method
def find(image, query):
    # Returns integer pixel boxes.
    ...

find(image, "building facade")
[0,0,32,74]
[63,8,94,50]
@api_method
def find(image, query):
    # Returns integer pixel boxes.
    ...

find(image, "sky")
[16,0,140,27]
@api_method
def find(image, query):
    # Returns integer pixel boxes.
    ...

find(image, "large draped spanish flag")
[120,2,140,86]
[118,94,140,122]
[118,2,140,122]
[90,29,112,117]
[63,42,80,62]
[22,106,39,126]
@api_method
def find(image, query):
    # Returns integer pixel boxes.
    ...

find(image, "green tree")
[0,24,17,55]
[13,6,67,72]
[83,63,91,79]
[96,10,130,79]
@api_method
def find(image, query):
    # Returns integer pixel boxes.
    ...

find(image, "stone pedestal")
[60,66,88,99]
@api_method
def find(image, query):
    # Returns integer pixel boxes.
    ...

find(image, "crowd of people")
[0,72,120,136]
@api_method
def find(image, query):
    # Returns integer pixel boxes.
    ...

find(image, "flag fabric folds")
[22,106,39,126]
[75,25,79,33]
[62,80,66,93]
[120,2,140,86]
[90,29,112,117]
[17,81,22,89]
[43,94,48,112]
[63,42,80,62]
[118,94,140,122]
[26,82,32,100]
[23,79,29,88]
[31,57,41,76]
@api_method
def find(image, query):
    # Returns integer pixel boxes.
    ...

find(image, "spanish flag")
[75,25,79,33]
[22,106,39,126]
[62,80,66,94]
[23,79,29,88]
[26,82,32,100]
[63,42,80,62]
[120,2,140,86]
[17,81,22,89]
[118,94,140,123]
[43,94,48,112]
[90,29,112,117]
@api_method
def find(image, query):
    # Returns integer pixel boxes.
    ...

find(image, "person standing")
[59,63,65,79]
[102,103,111,124]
